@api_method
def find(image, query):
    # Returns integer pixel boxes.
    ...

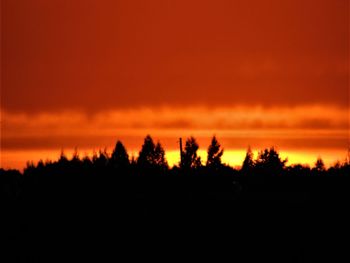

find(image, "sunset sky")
[1,0,349,170]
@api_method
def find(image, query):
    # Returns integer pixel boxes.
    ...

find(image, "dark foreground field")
[2,166,350,263]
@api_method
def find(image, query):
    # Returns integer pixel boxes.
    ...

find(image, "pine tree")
[154,142,168,170]
[111,141,130,169]
[206,136,224,169]
[137,135,156,168]
[137,135,168,170]
[314,157,325,172]
[242,146,254,174]
[182,137,202,169]
[255,147,287,176]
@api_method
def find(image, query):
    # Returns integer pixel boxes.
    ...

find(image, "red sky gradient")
[1,0,349,169]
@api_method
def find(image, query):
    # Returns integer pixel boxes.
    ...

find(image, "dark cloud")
[2,134,347,151]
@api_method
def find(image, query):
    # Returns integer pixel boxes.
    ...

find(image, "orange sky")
[1,0,349,170]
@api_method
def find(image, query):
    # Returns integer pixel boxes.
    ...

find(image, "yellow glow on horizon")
[1,148,347,172]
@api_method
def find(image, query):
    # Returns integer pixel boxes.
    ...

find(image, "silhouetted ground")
[1,166,349,262]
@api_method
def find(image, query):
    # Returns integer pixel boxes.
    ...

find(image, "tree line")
[15,134,349,177]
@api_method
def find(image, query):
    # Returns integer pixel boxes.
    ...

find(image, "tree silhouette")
[37,159,45,169]
[94,149,109,168]
[58,149,69,165]
[71,148,81,167]
[255,147,287,176]
[182,137,202,170]
[242,146,254,174]
[130,155,137,166]
[206,136,224,169]
[92,150,99,163]
[154,142,168,170]
[137,135,156,168]
[82,155,92,169]
[314,157,325,172]
[137,135,168,170]
[111,141,130,169]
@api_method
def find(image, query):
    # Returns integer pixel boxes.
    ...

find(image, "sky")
[1,0,349,170]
